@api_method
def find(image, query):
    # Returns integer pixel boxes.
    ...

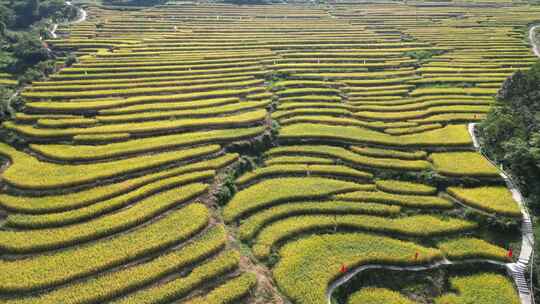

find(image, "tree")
[480,60,540,206]
[12,33,49,64]
[0,87,13,120]
[224,0,267,4]
[480,59,540,304]
[103,0,168,6]
[30,0,40,19]
[0,4,15,29]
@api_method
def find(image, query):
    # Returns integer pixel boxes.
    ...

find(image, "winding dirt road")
[530,25,540,57]
[50,2,87,38]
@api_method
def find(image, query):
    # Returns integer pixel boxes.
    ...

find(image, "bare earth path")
[326,258,508,304]
[468,123,535,304]
[50,2,88,38]
[8,2,89,112]
[530,25,540,57]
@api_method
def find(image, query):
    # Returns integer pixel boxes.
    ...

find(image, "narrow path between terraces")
[325,23,540,304]
[468,123,535,304]
[50,1,88,38]
[530,24,540,57]
[50,23,58,39]
[326,258,508,303]
[6,2,88,113]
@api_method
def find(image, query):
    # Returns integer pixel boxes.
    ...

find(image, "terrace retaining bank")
[49,1,87,39]
[325,22,540,304]
[469,123,534,304]
[326,258,508,304]
[324,124,534,304]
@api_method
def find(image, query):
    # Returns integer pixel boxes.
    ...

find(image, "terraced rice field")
[0,1,538,303]
[0,73,17,87]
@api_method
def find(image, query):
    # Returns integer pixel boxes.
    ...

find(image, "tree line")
[479,60,540,300]
[0,0,78,119]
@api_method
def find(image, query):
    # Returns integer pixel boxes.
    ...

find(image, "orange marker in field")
[508,248,513,259]
[340,264,347,273]
[414,252,419,261]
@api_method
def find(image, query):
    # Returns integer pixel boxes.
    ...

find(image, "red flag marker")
[508,248,513,259]
[340,264,347,273]
[414,252,419,261]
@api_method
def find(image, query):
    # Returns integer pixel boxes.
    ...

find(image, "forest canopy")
[0,0,77,29]
[480,60,540,210]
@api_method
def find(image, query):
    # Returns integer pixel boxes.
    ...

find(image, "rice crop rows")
[0,1,534,303]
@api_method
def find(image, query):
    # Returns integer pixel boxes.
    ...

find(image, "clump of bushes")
[215,156,259,206]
